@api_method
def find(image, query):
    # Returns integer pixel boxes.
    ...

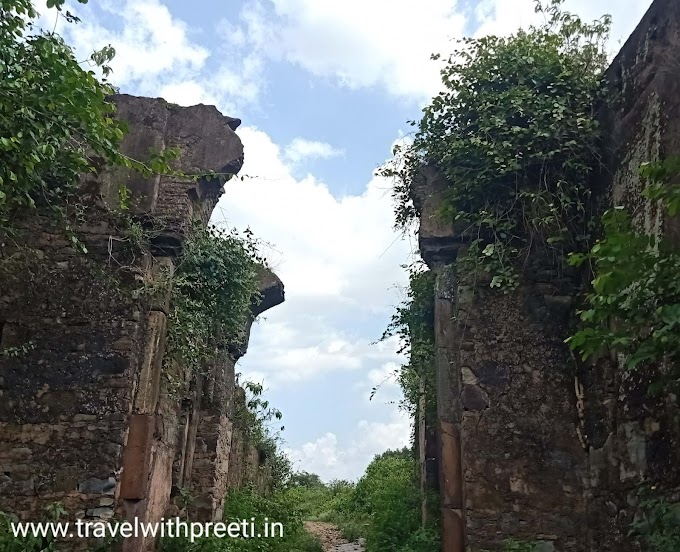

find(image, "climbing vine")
[237,380,291,489]
[164,224,264,377]
[631,490,680,552]
[380,265,436,430]
[384,0,611,288]
[567,158,680,393]
[161,224,288,483]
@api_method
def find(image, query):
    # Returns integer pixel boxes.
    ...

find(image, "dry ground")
[303,521,365,552]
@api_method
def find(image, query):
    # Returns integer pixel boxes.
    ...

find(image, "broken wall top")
[96,94,245,254]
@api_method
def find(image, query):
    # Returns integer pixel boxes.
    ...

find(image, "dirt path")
[303,521,365,552]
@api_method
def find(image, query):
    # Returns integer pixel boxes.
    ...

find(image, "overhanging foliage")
[385,0,611,288]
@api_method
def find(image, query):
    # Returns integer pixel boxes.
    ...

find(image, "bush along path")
[304,522,365,552]
[284,450,440,552]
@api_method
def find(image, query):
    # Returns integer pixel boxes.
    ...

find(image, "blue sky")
[50,0,652,480]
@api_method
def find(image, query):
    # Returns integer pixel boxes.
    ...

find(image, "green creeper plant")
[379,265,436,432]
[384,0,611,288]
[239,380,290,489]
[567,158,680,393]
[161,224,293,485]
[164,224,264,376]
[631,491,680,552]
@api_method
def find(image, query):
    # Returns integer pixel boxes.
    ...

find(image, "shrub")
[160,488,322,552]
[350,450,438,552]
[385,0,611,288]
[164,224,264,376]
[631,493,680,552]
[567,159,680,394]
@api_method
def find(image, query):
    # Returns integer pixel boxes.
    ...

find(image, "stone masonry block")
[120,414,155,500]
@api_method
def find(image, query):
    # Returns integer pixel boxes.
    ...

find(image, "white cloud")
[159,81,219,107]
[212,54,265,106]
[211,125,413,387]
[286,411,411,481]
[213,126,413,302]
[217,0,652,103]
[50,0,265,115]
[53,0,654,115]
[474,0,653,51]
[60,0,208,90]
[242,322,404,388]
[225,0,467,101]
[352,360,402,402]
[283,138,344,165]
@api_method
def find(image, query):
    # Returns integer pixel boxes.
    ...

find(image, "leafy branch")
[567,158,680,394]
[379,265,437,432]
[163,224,265,378]
[383,0,611,288]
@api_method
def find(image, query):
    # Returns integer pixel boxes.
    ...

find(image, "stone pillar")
[434,266,465,552]
[414,166,588,551]
[188,351,236,522]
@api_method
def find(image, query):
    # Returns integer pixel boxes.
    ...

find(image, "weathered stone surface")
[461,385,489,411]
[253,265,285,317]
[440,422,464,510]
[412,166,471,267]
[0,95,282,552]
[434,268,465,551]
[416,1,680,550]
[100,94,246,256]
[459,282,586,550]
[230,265,285,358]
[120,414,155,500]
[78,477,117,495]
[133,311,167,414]
[441,508,465,552]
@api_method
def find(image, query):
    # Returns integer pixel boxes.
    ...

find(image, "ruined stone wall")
[417,170,587,552]
[584,0,680,548]
[416,1,680,550]
[0,95,283,552]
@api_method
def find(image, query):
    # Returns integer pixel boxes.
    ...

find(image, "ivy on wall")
[161,225,296,487]
[631,491,680,552]
[164,224,264,375]
[568,158,680,393]
[385,0,611,288]
[380,265,437,433]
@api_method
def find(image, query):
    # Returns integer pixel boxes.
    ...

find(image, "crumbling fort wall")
[414,0,680,550]
[0,95,283,552]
